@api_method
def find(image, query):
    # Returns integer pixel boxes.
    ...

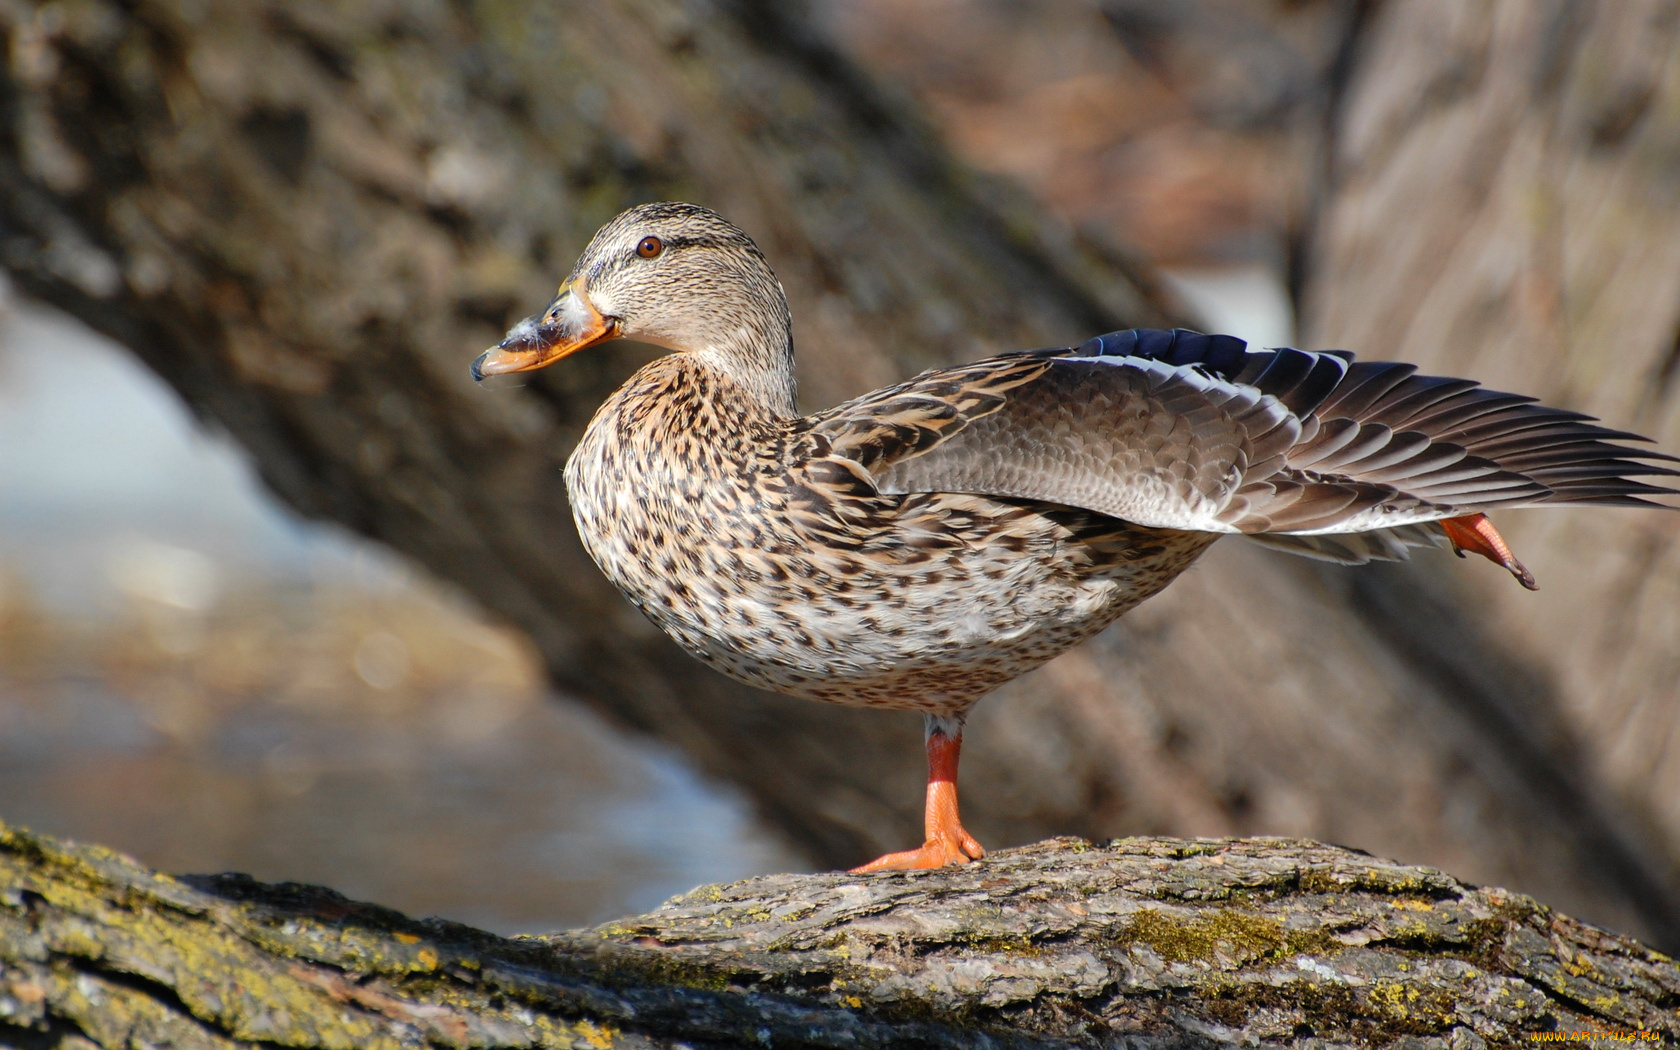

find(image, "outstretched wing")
[802,328,1677,537]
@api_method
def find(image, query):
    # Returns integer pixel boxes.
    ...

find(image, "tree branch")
[2,821,1674,1048]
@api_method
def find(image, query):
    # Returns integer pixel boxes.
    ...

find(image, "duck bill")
[471,279,617,381]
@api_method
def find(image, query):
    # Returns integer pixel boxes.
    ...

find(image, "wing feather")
[801,328,1676,537]
[1248,522,1450,564]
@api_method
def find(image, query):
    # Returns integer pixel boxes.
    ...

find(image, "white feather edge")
[887,353,1494,539]
[1061,354,1492,536]
[1244,523,1451,565]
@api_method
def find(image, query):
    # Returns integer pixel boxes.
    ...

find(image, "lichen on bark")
[2,821,1675,1048]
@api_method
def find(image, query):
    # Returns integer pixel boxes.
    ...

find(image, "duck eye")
[636,236,664,259]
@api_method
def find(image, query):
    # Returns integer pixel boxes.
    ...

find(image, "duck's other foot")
[1441,512,1538,590]
[851,828,985,872]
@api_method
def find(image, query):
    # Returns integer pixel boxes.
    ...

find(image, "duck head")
[472,202,797,414]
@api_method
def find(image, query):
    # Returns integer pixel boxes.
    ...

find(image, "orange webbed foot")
[850,829,985,873]
[850,719,985,873]
[1441,513,1538,590]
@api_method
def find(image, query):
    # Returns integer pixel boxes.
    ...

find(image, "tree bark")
[3,821,1677,1049]
[2,0,1680,956]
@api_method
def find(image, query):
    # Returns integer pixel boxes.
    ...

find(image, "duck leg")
[852,714,986,872]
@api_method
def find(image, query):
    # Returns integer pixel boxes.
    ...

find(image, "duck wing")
[803,328,1677,537]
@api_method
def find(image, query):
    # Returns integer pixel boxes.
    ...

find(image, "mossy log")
[3,0,1680,946]
[2,821,1675,1048]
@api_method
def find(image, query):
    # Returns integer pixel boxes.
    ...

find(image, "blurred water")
[0,296,799,934]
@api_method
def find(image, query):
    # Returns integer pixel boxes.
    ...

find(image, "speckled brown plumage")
[473,202,1677,870]
[567,352,1215,714]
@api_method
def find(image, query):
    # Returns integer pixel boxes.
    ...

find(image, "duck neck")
[689,299,798,418]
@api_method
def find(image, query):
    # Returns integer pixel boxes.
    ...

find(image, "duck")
[472,201,1677,872]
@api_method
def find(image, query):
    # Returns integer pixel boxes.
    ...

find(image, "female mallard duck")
[473,202,1676,872]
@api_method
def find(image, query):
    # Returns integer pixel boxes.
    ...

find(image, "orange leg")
[1441,513,1539,591]
[851,720,986,872]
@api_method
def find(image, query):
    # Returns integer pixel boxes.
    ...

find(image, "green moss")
[1296,865,1463,900]
[1200,973,1461,1043]
[0,825,51,866]
[1201,974,1358,1033]
[954,934,1049,958]
[596,951,737,994]
[1365,978,1463,1030]
[589,922,642,940]
[1119,908,1289,965]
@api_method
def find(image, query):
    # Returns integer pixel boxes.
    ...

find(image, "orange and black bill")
[471,279,617,381]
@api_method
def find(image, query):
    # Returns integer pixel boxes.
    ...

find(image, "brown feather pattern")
[813,329,1675,538]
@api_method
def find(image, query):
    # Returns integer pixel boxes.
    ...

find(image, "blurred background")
[0,0,1677,945]
[0,292,796,933]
